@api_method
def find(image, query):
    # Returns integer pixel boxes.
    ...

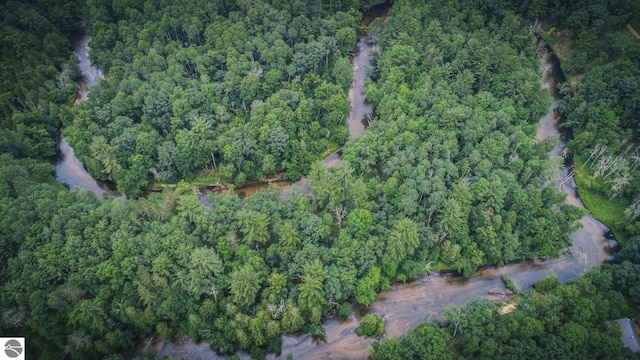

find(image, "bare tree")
[625,198,640,221]
[333,205,348,229]
[435,230,448,245]
[582,143,607,169]
[267,298,287,320]
[56,63,74,93]
[528,19,542,35]
[593,154,628,180]
[60,284,86,304]
[557,171,574,191]
[610,171,631,199]
[210,285,218,301]
[66,332,92,353]
[2,308,25,328]
[443,305,463,338]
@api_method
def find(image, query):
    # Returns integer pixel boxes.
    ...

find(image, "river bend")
[65,9,613,360]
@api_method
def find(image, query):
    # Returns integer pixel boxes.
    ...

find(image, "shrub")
[502,271,521,293]
[355,314,384,337]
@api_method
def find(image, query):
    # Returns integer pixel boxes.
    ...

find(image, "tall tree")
[229,265,261,309]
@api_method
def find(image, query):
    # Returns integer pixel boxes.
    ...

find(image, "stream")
[214,5,380,201]
[54,34,122,199]
[58,15,374,201]
[346,28,376,135]
[200,1,381,202]
[64,7,614,360]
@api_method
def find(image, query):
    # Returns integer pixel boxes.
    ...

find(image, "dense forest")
[369,0,640,358]
[1,0,640,359]
[0,0,82,166]
[64,0,369,197]
[341,0,585,278]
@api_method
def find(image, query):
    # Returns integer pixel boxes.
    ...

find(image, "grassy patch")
[189,170,229,188]
[430,261,453,272]
[320,141,342,158]
[573,158,629,244]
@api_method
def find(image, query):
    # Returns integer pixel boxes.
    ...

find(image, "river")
[155,35,614,356]
[67,6,613,359]
[60,17,370,201]
[208,1,381,199]
[54,34,122,199]
[266,34,615,360]
[346,30,376,135]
